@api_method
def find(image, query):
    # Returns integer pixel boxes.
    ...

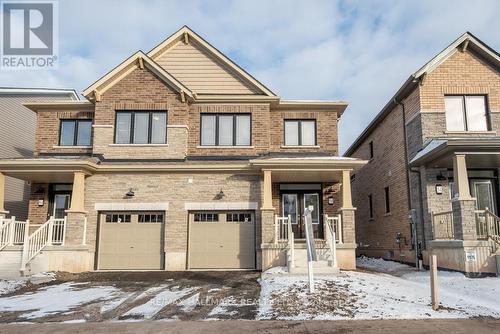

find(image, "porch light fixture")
[125,188,135,198]
[216,189,225,199]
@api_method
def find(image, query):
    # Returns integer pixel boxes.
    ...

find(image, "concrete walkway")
[1,319,499,334]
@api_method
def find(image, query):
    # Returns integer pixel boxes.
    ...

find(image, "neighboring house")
[0,88,79,220]
[345,32,500,276]
[0,26,366,276]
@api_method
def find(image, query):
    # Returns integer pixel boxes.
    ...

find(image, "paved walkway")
[1,319,499,334]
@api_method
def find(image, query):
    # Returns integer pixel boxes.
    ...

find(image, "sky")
[1,0,499,154]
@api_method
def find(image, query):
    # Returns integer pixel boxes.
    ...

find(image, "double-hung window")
[444,95,488,131]
[59,119,92,146]
[115,111,167,144]
[200,113,251,146]
[284,119,316,146]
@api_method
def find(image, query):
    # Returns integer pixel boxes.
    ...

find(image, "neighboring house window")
[59,119,92,146]
[115,111,167,144]
[368,194,373,219]
[200,113,251,146]
[384,187,390,213]
[444,95,488,131]
[369,141,374,159]
[284,119,316,146]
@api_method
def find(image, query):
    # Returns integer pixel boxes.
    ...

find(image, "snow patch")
[0,280,25,296]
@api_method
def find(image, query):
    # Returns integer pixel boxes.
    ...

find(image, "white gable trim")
[82,51,193,100]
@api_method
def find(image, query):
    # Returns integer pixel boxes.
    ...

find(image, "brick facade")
[347,44,500,271]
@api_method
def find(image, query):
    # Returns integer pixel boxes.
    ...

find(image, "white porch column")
[341,170,353,209]
[453,154,471,200]
[0,172,8,215]
[262,170,274,210]
[68,171,86,213]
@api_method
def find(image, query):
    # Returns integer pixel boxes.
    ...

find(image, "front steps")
[287,248,340,275]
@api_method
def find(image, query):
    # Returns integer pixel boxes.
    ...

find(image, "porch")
[250,156,367,271]
[0,161,93,277]
[410,138,500,275]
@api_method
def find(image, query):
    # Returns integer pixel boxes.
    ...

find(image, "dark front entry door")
[282,191,323,239]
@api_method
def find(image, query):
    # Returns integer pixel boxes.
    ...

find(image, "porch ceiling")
[0,159,96,182]
[410,138,500,169]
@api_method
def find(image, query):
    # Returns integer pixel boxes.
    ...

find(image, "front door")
[472,180,496,213]
[282,192,322,239]
[53,194,71,219]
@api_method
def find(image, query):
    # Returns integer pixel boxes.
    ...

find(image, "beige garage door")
[98,212,164,270]
[189,211,255,269]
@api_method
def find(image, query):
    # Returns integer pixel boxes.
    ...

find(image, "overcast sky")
[1,0,499,153]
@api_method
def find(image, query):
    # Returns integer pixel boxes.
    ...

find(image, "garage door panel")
[189,212,255,269]
[98,212,163,270]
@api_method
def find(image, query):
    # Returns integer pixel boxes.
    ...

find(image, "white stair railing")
[287,215,294,268]
[274,215,292,243]
[20,216,66,271]
[304,207,317,293]
[325,214,343,244]
[324,215,338,268]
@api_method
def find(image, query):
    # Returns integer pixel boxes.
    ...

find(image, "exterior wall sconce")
[216,189,225,200]
[125,188,135,197]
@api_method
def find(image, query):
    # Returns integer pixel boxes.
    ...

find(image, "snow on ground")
[122,287,196,319]
[0,282,120,319]
[179,293,200,313]
[258,259,500,320]
[0,280,25,296]
[356,256,414,274]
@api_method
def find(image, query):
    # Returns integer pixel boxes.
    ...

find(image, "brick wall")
[35,111,93,156]
[28,183,49,224]
[349,93,415,261]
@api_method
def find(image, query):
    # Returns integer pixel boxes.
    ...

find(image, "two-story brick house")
[0,26,366,276]
[345,32,500,276]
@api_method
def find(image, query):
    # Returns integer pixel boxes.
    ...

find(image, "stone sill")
[196,146,254,149]
[280,145,320,149]
[109,144,169,147]
[52,146,92,149]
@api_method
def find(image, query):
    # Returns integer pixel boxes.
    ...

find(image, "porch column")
[65,171,88,246]
[340,170,355,244]
[453,154,471,200]
[0,172,8,215]
[341,170,353,209]
[451,154,476,240]
[262,170,273,210]
[68,171,86,213]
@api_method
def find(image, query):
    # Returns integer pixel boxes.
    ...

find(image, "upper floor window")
[59,119,92,146]
[200,113,251,146]
[384,186,391,214]
[115,111,167,144]
[369,141,374,159]
[284,119,316,146]
[444,95,488,132]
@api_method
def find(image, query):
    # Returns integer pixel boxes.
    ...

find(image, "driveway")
[0,271,261,323]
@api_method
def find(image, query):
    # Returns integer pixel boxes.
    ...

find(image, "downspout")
[394,98,421,266]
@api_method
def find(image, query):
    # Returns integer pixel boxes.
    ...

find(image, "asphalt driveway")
[0,271,261,323]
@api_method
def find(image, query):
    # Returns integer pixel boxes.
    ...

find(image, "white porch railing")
[274,215,292,242]
[325,214,343,244]
[20,216,66,271]
[0,217,30,250]
[274,215,294,268]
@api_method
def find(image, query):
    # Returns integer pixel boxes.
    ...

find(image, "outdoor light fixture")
[125,188,135,197]
[436,172,447,181]
[216,189,225,199]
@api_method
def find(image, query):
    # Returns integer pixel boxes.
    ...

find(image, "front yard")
[0,258,499,323]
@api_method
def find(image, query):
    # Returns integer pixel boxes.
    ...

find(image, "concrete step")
[288,262,340,275]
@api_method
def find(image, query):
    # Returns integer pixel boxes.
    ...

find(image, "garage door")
[98,211,164,270]
[189,211,255,269]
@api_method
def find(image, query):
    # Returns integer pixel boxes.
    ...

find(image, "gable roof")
[147,26,276,97]
[344,31,500,156]
[82,51,194,102]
